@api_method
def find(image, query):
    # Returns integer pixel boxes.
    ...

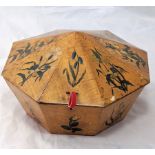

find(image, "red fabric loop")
[68,92,77,109]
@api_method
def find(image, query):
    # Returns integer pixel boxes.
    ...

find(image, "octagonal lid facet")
[2,30,150,107]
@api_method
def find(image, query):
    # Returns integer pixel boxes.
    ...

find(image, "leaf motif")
[70,121,79,127]
[94,48,102,56]
[78,57,83,64]
[61,116,82,133]
[122,45,146,69]
[61,125,71,130]
[113,65,126,73]
[99,63,101,68]
[74,61,78,69]
[16,49,24,54]
[17,73,27,85]
[92,49,102,61]
[72,51,77,59]
[48,55,53,60]
[16,52,54,85]
[29,64,39,71]
[96,69,103,76]
[69,62,76,81]
[124,80,134,86]
[63,69,72,86]
[112,88,114,95]
[24,61,35,65]
[63,68,66,74]
[34,76,39,81]
[75,70,86,86]
[9,55,17,63]
[36,71,43,80]
[43,59,57,66]
[17,73,26,80]
[72,128,82,132]
[39,56,43,62]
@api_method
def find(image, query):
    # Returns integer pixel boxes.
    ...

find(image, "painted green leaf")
[92,50,101,61]
[29,64,39,71]
[48,55,53,60]
[16,49,24,54]
[75,70,86,86]
[24,61,35,65]
[106,64,134,93]
[17,54,56,86]
[42,64,51,70]
[17,73,26,80]
[9,39,55,63]
[63,51,86,87]
[96,69,103,76]
[61,125,71,130]
[124,80,134,86]
[70,121,79,127]
[39,56,43,62]
[99,63,101,68]
[44,59,57,66]
[17,73,27,86]
[63,69,66,74]
[95,49,102,56]
[72,128,82,132]
[69,62,76,81]
[72,51,77,59]
[74,61,78,69]
[61,116,82,133]
[63,69,72,86]
[36,71,43,80]
[78,57,83,64]
[9,55,17,63]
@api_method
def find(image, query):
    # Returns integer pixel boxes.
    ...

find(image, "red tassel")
[68,92,77,110]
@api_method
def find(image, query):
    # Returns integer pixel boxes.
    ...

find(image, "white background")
[0,6,155,149]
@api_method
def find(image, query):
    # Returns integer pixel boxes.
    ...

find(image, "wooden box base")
[6,80,143,136]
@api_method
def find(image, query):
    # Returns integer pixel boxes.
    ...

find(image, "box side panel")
[39,87,143,136]
[40,103,103,135]
[99,87,144,132]
[5,80,49,131]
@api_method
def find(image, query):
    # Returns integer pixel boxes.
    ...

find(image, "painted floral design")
[63,50,86,87]
[61,116,82,133]
[9,38,54,63]
[105,42,146,68]
[122,45,146,68]
[17,54,56,86]
[92,48,133,94]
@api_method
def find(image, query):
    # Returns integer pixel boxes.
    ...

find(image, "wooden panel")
[5,80,49,130]
[39,87,143,135]
[39,32,149,107]
[4,77,143,136]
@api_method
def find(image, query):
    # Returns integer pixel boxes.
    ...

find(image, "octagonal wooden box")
[2,30,150,135]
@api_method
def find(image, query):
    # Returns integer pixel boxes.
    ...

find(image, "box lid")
[2,30,150,107]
